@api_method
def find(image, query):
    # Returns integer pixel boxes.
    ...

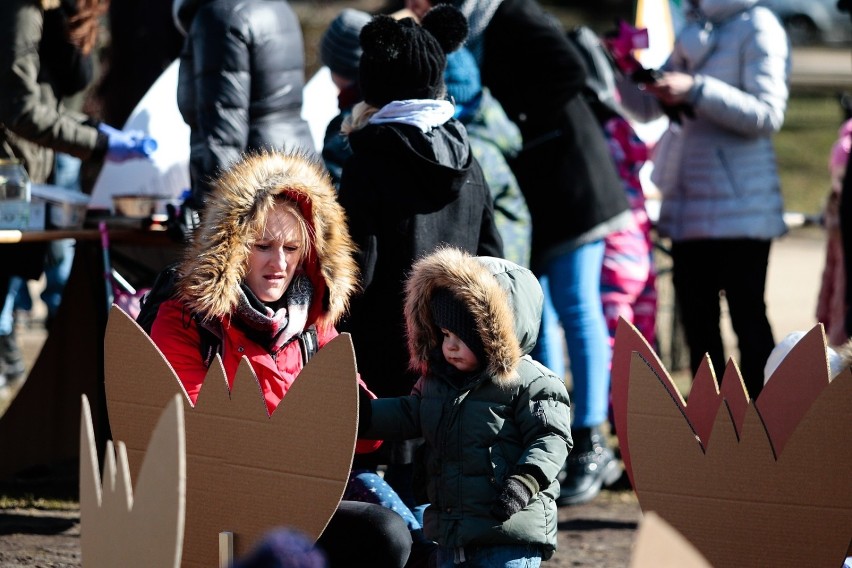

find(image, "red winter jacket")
[151,300,381,453]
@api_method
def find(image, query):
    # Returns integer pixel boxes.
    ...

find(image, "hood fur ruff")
[176,150,359,330]
[405,247,525,384]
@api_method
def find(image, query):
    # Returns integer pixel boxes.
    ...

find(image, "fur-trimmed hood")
[176,150,359,330]
[404,247,542,383]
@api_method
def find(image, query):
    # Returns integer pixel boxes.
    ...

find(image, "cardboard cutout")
[629,511,712,568]
[80,393,185,568]
[103,306,358,567]
[615,319,852,567]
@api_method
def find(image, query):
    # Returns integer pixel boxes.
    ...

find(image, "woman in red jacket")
[150,149,413,567]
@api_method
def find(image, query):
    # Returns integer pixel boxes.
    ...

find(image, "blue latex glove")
[98,123,158,163]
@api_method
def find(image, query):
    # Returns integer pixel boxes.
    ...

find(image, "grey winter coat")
[618,0,790,241]
[174,0,314,207]
[364,248,572,558]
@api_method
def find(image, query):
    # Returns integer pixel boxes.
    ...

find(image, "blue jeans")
[436,544,541,567]
[530,240,610,428]
[0,277,25,335]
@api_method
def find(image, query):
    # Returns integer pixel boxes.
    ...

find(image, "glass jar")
[0,159,31,201]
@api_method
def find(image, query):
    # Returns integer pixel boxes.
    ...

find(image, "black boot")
[557,425,621,506]
[0,332,25,382]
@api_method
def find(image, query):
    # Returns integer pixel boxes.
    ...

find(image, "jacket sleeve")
[362,376,426,441]
[512,367,573,485]
[187,5,252,196]
[150,300,208,406]
[685,10,789,137]
[0,0,101,159]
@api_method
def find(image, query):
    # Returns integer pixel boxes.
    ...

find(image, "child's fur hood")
[176,150,359,330]
[404,247,543,383]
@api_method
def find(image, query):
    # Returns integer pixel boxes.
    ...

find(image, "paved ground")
[791,46,852,88]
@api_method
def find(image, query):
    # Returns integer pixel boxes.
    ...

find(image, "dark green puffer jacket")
[365,247,572,558]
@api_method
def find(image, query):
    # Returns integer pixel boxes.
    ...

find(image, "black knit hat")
[358,5,469,108]
[430,287,486,365]
[321,9,371,82]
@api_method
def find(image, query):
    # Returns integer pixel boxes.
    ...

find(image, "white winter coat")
[619,0,791,241]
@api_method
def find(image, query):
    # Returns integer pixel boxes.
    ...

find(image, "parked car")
[763,0,852,45]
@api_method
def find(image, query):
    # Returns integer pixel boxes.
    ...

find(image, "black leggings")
[317,500,412,567]
[671,238,775,398]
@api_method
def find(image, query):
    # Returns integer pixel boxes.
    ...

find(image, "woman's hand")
[645,72,695,106]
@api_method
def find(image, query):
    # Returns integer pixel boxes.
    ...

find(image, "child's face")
[439,328,481,372]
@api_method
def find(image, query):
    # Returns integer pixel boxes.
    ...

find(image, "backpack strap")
[298,325,319,363]
[197,320,223,369]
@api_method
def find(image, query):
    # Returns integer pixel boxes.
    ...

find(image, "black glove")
[165,200,201,243]
[490,475,536,522]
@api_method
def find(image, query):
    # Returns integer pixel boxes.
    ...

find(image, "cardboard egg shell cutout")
[80,393,186,568]
[104,306,359,567]
[618,322,852,568]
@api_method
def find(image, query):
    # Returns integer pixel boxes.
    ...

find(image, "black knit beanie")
[358,5,469,108]
[430,288,487,365]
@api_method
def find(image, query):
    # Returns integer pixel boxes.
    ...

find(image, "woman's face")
[245,205,304,303]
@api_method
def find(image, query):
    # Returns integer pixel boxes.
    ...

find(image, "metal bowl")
[112,194,173,219]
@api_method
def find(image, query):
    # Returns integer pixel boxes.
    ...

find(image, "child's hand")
[490,476,534,522]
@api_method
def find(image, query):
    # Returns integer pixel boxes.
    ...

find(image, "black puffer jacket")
[467,0,631,269]
[338,119,503,401]
[174,0,314,208]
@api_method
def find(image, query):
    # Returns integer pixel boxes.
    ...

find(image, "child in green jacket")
[360,247,573,567]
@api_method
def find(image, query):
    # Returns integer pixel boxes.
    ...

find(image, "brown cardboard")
[620,322,852,567]
[612,318,687,487]
[80,393,185,567]
[103,306,358,567]
[613,319,751,484]
[629,511,713,568]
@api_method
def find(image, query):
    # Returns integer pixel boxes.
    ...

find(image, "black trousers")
[671,238,775,398]
[841,163,852,336]
[317,500,412,567]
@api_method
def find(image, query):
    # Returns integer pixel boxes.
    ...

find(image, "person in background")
[0,0,153,386]
[172,0,314,221]
[149,149,413,568]
[835,0,852,343]
[817,117,852,347]
[617,0,790,399]
[443,47,532,268]
[432,0,631,506]
[360,247,572,567]
[565,25,657,364]
[319,8,372,188]
[87,0,184,130]
[397,1,532,267]
[337,5,503,514]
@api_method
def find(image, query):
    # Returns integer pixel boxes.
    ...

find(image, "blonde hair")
[246,198,313,265]
[341,101,380,135]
